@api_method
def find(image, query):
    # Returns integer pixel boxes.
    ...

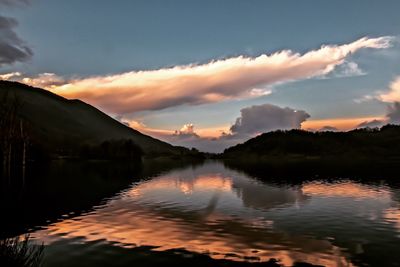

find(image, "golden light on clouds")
[129,115,384,142]
[302,116,385,131]
[8,36,393,114]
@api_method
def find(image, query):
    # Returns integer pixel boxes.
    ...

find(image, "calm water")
[8,161,400,266]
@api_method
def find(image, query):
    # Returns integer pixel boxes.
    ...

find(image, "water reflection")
[26,161,400,267]
[302,181,392,199]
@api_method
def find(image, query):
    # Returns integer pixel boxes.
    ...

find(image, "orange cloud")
[13,36,393,114]
[126,120,229,139]
[302,116,385,131]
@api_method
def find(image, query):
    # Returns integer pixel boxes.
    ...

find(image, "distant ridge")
[221,126,400,163]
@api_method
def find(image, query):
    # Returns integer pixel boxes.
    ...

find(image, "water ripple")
[26,162,400,267]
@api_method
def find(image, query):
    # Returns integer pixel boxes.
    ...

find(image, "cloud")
[356,119,385,128]
[0,15,33,67]
[131,122,231,152]
[249,88,273,96]
[20,72,66,88]
[14,36,393,114]
[170,124,227,151]
[0,1,32,67]
[135,103,311,152]
[230,103,310,136]
[353,94,376,104]
[114,115,130,126]
[123,120,236,152]
[130,101,398,153]
[0,0,31,7]
[379,76,400,102]
[129,101,400,153]
[318,126,339,132]
[173,123,198,137]
[195,103,310,152]
[354,75,400,105]
[0,71,21,80]
[168,130,237,153]
[334,61,366,77]
[357,102,400,128]
[302,116,386,131]
[386,102,400,124]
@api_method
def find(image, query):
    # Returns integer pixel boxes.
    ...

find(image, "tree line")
[222,125,400,163]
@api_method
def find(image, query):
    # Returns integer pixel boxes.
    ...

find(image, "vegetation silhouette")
[0,81,203,166]
[221,126,400,175]
[0,234,44,267]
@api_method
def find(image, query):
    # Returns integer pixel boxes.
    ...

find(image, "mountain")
[0,81,189,158]
[221,126,400,163]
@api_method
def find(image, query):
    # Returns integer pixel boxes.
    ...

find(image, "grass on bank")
[0,234,44,267]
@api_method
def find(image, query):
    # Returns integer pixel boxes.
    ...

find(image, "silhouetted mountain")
[222,126,400,165]
[0,81,191,159]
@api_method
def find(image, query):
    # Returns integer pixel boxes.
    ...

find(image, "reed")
[0,234,44,267]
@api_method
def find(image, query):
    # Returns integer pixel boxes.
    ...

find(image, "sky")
[1,0,400,152]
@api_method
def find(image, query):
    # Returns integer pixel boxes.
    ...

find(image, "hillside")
[0,81,189,157]
[222,126,400,163]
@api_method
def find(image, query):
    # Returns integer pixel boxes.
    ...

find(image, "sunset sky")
[1,0,400,152]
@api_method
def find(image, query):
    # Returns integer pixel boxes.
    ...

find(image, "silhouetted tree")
[0,93,30,179]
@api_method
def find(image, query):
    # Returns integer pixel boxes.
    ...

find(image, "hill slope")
[0,81,187,157]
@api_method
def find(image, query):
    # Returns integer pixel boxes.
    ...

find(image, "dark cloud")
[357,119,385,129]
[357,102,400,128]
[0,0,30,7]
[387,102,400,124]
[0,15,33,67]
[230,103,310,136]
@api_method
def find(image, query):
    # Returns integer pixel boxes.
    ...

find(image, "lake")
[2,161,400,267]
